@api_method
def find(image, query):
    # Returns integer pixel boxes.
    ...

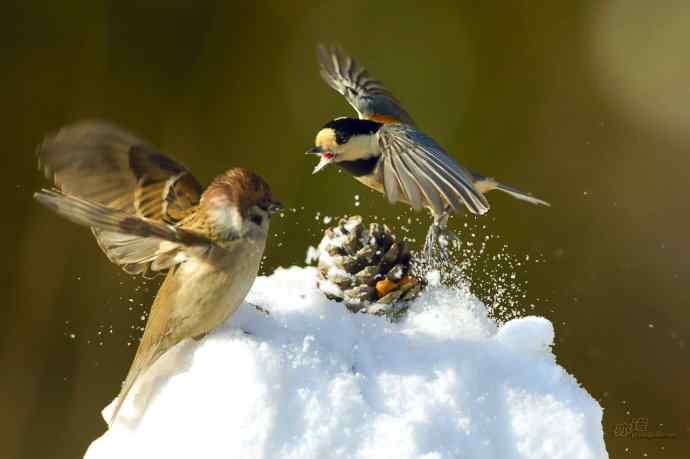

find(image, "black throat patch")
[336,156,379,177]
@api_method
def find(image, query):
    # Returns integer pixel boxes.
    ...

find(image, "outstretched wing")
[34,189,214,273]
[38,120,203,223]
[317,44,415,126]
[377,124,490,216]
[37,120,205,274]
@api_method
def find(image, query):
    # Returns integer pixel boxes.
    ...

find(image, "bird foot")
[423,213,461,267]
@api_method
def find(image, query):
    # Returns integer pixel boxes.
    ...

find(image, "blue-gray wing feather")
[377,124,490,215]
[317,44,415,126]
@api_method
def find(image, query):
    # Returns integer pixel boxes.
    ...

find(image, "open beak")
[267,201,284,214]
[306,146,335,174]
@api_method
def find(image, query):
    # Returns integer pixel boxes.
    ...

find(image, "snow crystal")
[304,246,319,265]
[425,269,442,287]
[85,266,607,459]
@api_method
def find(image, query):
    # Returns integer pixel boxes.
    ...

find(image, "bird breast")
[167,239,266,340]
[352,160,385,193]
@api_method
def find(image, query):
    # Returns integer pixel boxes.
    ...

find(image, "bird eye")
[250,215,263,226]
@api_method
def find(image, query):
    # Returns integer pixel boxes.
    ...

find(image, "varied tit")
[35,121,282,426]
[308,45,549,225]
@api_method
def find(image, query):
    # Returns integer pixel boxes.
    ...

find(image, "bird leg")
[423,209,461,268]
[434,211,449,228]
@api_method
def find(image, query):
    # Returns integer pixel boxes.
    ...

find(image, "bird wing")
[37,120,206,274]
[38,120,203,223]
[317,44,415,126]
[34,189,215,274]
[377,124,490,216]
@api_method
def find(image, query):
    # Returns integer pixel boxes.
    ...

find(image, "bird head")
[200,168,282,240]
[307,117,382,173]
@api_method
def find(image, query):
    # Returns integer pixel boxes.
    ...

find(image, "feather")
[109,266,178,424]
[390,154,424,210]
[34,189,212,274]
[36,121,205,274]
[377,124,489,215]
[394,152,445,213]
[316,44,415,125]
[383,158,403,204]
[37,120,203,221]
[472,174,550,207]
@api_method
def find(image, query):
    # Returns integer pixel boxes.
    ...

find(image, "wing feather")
[317,44,415,125]
[36,120,205,274]
[37,120,203,222]
[390,152,424,211]
[383,158,403,204]
[407,140,488,212]
[34,189,212,274]
[377,124,490,215]
[35,189,210,244]
[413,152,482,214]
[394,152,446,213]
[410,155,467,213]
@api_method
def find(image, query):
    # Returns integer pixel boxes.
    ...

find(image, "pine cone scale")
[315,216,423,315]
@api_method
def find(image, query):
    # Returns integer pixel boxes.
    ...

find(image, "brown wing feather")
[37,120,205,274]
[34,189,212,275]
[38,120,203,222]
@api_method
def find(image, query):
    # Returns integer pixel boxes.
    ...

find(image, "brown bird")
[34,120,282,425]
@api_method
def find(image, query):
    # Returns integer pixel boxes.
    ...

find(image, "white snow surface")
[85,266,607,459]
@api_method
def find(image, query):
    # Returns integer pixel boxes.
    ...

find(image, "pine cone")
[315,216,423,316]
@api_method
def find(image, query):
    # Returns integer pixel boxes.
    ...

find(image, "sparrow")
[308,45,549,227]
[34,120,282,425]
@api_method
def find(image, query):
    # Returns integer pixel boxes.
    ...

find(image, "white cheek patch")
[207,197,244,236]
[339,134,378,161]
[227,207,243,233]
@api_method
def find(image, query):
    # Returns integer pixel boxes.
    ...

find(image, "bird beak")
[268,201,283,214]
[306,147,336,174]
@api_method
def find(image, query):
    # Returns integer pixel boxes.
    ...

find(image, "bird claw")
[423,212,461,267]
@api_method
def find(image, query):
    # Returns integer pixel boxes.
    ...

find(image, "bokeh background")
[2,1,689,457]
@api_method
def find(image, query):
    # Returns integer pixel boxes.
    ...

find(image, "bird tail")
[493,182,550,206]
[109,360,146,426]
[109,343,160,426]
[472,174,550,207]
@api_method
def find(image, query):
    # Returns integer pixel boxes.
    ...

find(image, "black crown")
[323,118,382,144]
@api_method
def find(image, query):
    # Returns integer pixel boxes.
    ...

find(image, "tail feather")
[109,266,179,426]
[109,360,146,426]
[472,174,550,207]
[493,182,550,207]
[109,344,160,426]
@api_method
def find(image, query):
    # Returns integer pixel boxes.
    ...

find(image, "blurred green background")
[2,1,689,457]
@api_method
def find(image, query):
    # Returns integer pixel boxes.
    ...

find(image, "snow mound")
[85,266,607,459]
